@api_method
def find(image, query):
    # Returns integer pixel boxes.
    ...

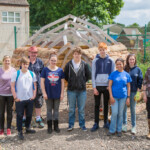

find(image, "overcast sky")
[114,0,150,27]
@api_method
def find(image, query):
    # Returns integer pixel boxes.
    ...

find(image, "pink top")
[0,67,16,95]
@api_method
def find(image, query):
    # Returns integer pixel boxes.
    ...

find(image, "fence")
[0,24,150,61]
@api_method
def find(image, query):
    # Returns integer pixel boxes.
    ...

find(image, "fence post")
[144,24,147,62]
[14,26,17,49]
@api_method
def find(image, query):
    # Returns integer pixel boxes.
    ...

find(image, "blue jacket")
[129,65,143,92]
[92,54,115,88]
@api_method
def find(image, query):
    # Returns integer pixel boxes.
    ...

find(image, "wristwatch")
[127,96,130,98]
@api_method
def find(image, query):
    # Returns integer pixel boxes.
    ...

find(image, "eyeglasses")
[50,60,57,62]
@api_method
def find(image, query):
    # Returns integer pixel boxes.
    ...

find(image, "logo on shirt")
[48,73,59,86]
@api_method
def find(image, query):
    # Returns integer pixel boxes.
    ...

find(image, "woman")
[0,55,16,136]
[122,54,143,134]
[143,67,150,139]
[41,52,64,134]
[107,58,132,137]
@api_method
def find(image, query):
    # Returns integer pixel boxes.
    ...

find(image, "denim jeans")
[109,97,126,133]
[67,90,87,128]
[123,92,136,127]
[46,99,60,121]
[16,100,34,132]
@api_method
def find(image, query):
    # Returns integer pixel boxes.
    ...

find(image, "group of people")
[0,42,150,140]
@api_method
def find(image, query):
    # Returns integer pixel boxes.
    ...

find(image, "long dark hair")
[124,54,137,72]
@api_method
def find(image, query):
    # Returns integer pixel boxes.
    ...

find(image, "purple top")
[0,67,16,95]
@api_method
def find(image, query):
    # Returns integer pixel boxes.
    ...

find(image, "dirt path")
[0,89,150,150]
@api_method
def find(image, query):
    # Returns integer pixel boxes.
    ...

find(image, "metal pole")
[14,26,17,49]
[144,24,147,62]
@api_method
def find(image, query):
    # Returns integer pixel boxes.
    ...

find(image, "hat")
[28,46,38,52]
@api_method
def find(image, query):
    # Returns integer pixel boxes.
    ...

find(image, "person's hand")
[110,96,115,105]
[126,98,130,106]
[30,96,35,100]
[60,93,64,101]
[93,88,99,95]
[143,95,147,103]
[43,93,48,100]
[15,98,20,102]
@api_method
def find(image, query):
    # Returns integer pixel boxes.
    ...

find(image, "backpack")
[15,70,35,92]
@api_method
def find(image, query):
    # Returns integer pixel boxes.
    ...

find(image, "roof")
[0,0,29,6]
[120,28,143,40]
[103,24,123,34]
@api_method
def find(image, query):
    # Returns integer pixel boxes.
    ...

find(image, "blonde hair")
[3,55,11,62]
[98,42,107,49]
[20,57,30,64]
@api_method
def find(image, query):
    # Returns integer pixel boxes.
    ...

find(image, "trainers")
[103,122,110,129]
[36,119,44,128]
[26,128,36,134]
[117,132,122,137]
[18,132,24,140]
[107,132,115,136]
[67,125,73,131]
[0,129,4,136]
[7,128,11,136]
[81,126,87,131]
[131,126,136,134]
[122,124,127,132]
[91,123,99,132]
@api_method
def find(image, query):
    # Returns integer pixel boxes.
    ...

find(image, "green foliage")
[136,51,150,78]
[27,0,124,27]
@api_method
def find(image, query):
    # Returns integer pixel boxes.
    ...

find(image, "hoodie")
[92,54,115,88]
[129,65,143,92]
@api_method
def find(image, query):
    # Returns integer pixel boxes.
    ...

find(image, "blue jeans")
[16,100,34,132]
[67,90,87,128]
[109,97,126,133]
[123,92,136,127]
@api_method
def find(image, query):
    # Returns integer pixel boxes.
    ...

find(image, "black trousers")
[0,96,14,129]
[94,86,109,124]
[16,100,33,132]
[147,97,150,119]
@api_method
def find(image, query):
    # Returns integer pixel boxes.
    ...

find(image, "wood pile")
[11,43,128,69]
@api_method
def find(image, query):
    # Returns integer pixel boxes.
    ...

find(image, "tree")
[147,21,150,32]
[127,23,140,28]
[27,0,124,27]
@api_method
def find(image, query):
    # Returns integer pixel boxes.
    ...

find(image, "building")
[0,0,29,61]
[117,28,143,50]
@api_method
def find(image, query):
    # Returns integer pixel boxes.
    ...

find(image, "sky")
[114,0,150,27]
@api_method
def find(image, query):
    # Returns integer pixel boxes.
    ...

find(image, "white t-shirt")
[72,59,81,73]
[11,70,37,101]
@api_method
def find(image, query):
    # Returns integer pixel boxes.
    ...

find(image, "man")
[28,46,44,128]
[91,42,115,132]
[64,47,91,131]
[11,57,37,140]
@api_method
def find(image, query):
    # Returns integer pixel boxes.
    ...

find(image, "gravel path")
[0,89,150,150]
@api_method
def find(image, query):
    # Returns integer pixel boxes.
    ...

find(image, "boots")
[54,120,60,133]
[147,119,150,139]
[47,120,52,134]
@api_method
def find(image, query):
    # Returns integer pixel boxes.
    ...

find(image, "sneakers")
[81,126,87,132]
[36,119,44,128]
[91,123,99,132]
[122,124,127,132]
[103,122,110,129]
[26,128,36,134]
[131,126,136,134]
[0,129,4,136]
[67,125,73,131]
[7,128,11,136]
[107,132,115,136]
[117,132,122,137]
[18,131,24,140]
